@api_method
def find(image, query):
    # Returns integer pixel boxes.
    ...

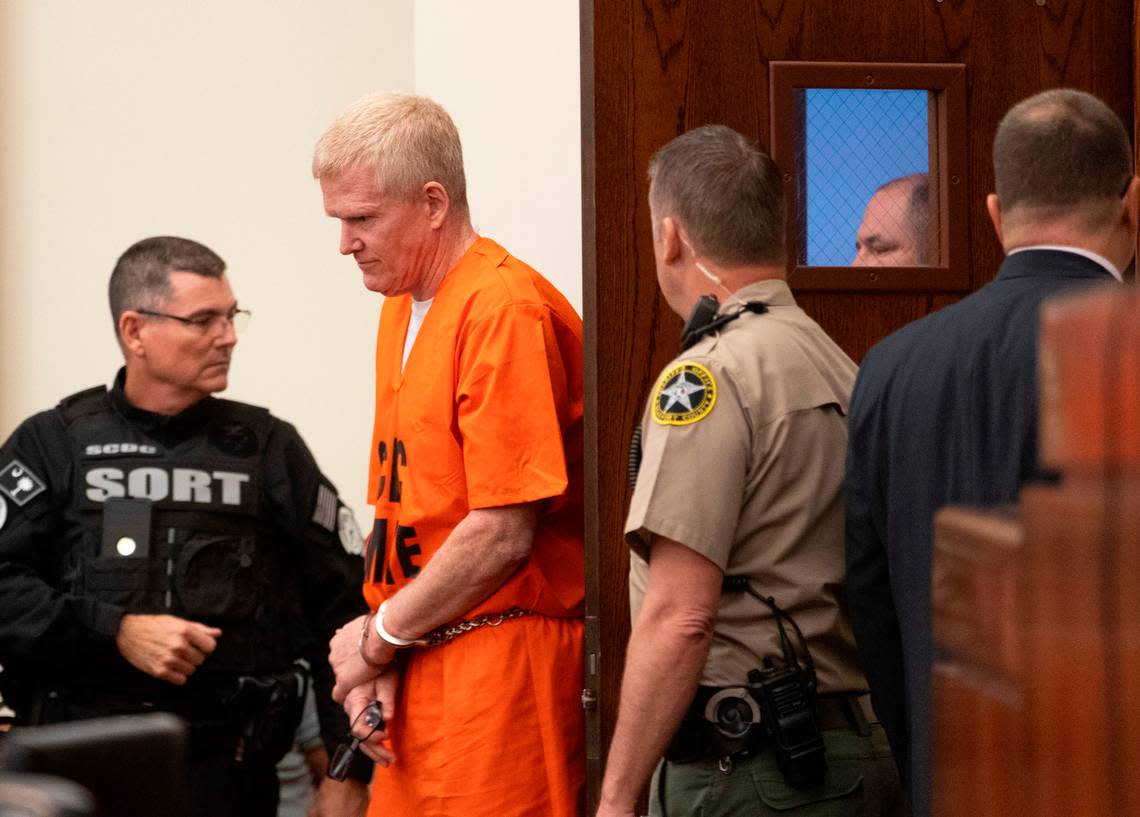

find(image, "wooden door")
[581,0,1134,810]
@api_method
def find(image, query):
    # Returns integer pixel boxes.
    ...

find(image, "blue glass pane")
[804,89,928,266]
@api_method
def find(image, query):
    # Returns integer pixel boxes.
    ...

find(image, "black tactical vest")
[59,387,294,690]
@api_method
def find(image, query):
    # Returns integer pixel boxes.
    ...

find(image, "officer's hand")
[307,777,369,817]
[115,613,222,685]
[329,615,390,703]
[344,672,398,767]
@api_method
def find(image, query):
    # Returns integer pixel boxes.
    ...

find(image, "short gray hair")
[648,125,785,266]
[312,92,468,213]
[994,89,1132,227]
[108,236,225,332]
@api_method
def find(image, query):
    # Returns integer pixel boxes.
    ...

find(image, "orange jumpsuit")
[363,237,585,817]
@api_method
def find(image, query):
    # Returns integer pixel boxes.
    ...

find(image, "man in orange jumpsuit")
[313,92,585,817]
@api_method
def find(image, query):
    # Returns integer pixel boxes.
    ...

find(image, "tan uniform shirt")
[626,279,866,692]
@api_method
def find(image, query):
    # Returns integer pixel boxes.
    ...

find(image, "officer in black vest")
[0,237,372,817]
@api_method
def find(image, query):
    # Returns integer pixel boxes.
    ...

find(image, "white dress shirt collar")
[1007,244,1122,282]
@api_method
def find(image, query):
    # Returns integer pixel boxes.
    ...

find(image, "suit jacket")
[845,249,1116,817]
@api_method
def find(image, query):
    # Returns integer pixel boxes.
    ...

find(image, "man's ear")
[1121,176,1140,235]
[119,312,146,358]
[985,193,1004,246]
[423,182,451,230]
[659,216,683,265]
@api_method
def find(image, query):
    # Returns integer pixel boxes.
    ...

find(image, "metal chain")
[424,607,535,647]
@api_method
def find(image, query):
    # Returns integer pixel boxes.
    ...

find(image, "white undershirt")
[1007,244,1123,282]
[402,298,434,370]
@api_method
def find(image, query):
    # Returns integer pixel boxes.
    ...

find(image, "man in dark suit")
[845,88,1138,817]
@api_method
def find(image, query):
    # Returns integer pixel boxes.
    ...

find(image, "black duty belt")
[32,685,237,754]
[34,669,305,764]
[35,683,227,720]
[665,690,877,766]
[817,693,877,732]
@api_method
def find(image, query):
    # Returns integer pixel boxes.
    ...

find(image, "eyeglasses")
[327,700,384,781]
[137,306,252,334]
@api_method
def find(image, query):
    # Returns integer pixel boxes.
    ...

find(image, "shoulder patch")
[652,362,717,426]
[0,460,46,506]
[338,506,364,555]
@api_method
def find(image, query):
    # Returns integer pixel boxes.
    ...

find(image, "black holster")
[664,686,764,764]
[664,716,764,764]
[223,665,307,766]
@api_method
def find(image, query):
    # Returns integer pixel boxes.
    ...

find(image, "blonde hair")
[312,92,468,212]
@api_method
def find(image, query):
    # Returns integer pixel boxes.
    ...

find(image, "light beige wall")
[0,0,414,526]
[413,0,582,311]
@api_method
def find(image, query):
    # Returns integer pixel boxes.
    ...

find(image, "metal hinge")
[581,687,598,710]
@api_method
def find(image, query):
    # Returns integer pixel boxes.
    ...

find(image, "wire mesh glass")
[795,89,930,267]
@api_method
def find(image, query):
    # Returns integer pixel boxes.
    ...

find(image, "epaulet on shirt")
[57,385,109,424]
[206,399,276,444]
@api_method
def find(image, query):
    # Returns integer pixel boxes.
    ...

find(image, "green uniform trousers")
[649,723,907,817]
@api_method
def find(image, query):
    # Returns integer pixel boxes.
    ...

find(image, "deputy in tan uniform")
[595,125,903,817]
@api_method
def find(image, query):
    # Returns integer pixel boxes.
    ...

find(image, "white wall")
[414,1,583,312]
[0,0,414,526]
